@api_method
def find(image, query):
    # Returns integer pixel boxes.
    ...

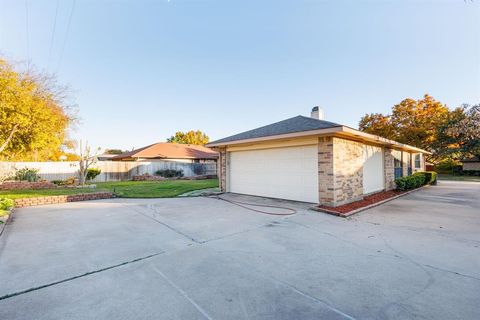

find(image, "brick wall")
[218,147,227,192]
[384,148,395,191]
[0,181,57,190]
[14,192,114,208]
[332,137,364,206]
[318,137,334,206]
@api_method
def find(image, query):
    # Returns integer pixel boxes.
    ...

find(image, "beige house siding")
[463,162,480,170]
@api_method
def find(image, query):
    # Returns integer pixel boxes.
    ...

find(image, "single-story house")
[111,142,218,163]
[462,156,480,170]
[206,107,430,207]
[94,154,118,161]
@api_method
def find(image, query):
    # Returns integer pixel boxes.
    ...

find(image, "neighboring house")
[111,142,218,163]
[462,156,480,170]
[95,154,118,161]
[206,107,429,207]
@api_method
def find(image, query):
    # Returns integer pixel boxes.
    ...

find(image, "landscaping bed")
[316,190,406,217]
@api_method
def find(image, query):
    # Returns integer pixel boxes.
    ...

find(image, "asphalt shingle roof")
[209,115,342,145]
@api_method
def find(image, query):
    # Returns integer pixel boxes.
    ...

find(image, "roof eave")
[207,126,431,154]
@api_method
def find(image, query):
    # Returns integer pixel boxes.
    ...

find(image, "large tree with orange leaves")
[359,95,452,161]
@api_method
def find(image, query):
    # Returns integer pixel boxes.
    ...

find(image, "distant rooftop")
[112,142,218,160]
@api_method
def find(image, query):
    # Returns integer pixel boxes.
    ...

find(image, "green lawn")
[0,179,219,199]
[437,174,480,182]
[95,179,219,198]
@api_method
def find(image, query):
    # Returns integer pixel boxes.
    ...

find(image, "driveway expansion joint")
[0,251,164,302]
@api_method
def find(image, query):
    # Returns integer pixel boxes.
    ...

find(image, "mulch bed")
[317,190,405,215]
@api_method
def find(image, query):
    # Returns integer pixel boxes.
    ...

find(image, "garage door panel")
[363,145,384,194]
[229,145,318,203]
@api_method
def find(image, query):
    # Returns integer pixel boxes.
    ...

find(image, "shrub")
[15,168,40,182]
[0,198,15,211]
[86,168,101,181]
[155,169,184,178]
[395,174,425,191]
[51,180,64,185]
[395,171,438,191]
[456,170,480,176]
[425,171,437,185]
[64,177,78,185]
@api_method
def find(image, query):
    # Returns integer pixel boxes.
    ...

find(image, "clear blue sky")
[1,0,479,151]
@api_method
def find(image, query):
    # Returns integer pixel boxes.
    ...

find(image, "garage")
[362,145,384,194]
[228,145,319,203]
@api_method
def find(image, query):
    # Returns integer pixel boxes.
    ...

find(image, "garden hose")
[206,194,297,216]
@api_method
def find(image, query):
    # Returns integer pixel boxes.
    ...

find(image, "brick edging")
[311,185,431,218]
[14,192,114,208]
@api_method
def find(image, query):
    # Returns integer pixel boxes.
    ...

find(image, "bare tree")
[0,163,16,184]
[75,140,100,185]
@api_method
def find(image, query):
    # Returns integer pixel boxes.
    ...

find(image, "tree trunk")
[0,124,18,154]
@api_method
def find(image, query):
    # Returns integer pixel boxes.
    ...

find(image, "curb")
[311,185,431,218]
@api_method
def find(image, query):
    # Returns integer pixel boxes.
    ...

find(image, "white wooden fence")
[0,161,217,182]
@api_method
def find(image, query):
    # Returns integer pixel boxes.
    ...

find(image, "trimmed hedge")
[454,170,480,177]
[155,169,184,178]
[395,171,437,191]
[425,171,437,185]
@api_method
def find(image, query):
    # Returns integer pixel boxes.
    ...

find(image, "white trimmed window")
[415,154,421,169]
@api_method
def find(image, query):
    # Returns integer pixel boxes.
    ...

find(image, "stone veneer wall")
[318,137,364,207]
[332,137,364,206]
[384,148,395,191]
[218,147,227,192]
[0,181,57,190]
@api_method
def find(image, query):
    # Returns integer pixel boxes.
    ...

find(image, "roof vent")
[311,106,324,120]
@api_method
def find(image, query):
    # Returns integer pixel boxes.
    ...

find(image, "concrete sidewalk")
[0,181,479,319]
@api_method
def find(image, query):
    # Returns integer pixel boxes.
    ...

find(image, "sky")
[0,0,479,151]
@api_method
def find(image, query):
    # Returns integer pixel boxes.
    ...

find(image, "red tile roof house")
[206,107,430,207]
[111,142,218,163]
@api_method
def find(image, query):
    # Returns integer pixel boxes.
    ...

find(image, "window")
[393,150,403,179]
[415,154,421,169]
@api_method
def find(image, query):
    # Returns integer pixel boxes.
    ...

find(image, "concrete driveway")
[0,181,479,320]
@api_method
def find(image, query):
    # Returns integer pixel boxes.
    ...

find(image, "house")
[111,142,218,163]
[206,107,429,207]
[94,154,118,161]
[462,156,480,170]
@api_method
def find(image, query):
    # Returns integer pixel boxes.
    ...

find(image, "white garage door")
[363,145,384,194]
[228,145,318,203]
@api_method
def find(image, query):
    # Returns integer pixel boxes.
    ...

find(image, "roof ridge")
[208,115,343,145]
